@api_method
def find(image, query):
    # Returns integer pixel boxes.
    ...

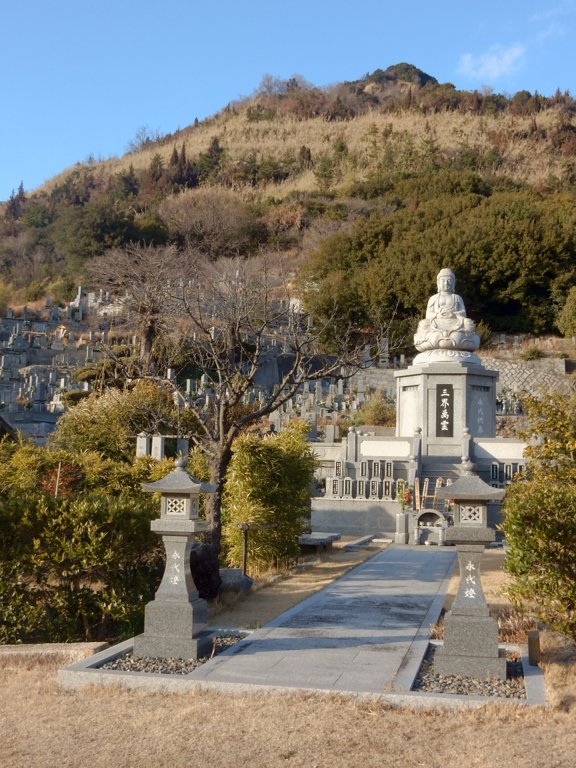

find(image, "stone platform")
[58,547,547,708]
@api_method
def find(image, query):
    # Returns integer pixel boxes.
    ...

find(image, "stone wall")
[310,498,398,536]
[480,355,573,396]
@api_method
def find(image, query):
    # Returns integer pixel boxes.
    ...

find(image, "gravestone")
[378,337,390,367]
[324,424,336,442]
[151,435,165,459]
[136,432,151,457]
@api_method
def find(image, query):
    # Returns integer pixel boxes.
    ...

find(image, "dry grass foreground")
[1,544,575,768]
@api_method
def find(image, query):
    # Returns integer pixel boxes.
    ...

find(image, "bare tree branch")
[84,244,382,597]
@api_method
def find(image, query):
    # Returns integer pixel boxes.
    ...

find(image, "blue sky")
[2,0,575,201]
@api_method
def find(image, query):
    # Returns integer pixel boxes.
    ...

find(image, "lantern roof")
[142,457,218,495]
[436,470,505,502]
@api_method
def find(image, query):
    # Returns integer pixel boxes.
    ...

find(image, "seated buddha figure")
[414,268,480,352]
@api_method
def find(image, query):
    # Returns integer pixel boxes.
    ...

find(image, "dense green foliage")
[502,394,576,641]
[222,424,316,574]
[300,174,576,343]
[0,440,170,642]
[556,285,576,338]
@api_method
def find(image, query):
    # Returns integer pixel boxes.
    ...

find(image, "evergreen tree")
[502,393,576,641]
[4,182,26,220]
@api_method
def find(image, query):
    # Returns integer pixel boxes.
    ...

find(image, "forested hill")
[1,62,576,342]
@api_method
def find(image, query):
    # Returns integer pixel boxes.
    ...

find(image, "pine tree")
[4,182,26,219]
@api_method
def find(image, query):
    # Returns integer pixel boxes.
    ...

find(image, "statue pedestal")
[395,361,498,451]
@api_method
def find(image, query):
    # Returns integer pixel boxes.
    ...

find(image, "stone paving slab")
[191,546,456,694]
[56,546,548,707]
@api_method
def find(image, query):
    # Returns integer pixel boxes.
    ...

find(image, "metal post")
[241,526,249,576]
[237,522,276,577]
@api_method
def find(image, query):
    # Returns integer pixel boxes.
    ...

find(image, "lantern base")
[133,597,211,660]
[434,646,508,680]
[132,630,214,661]
[434,614,507,680]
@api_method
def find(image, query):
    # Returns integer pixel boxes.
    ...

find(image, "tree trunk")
[140,318,157,370]
[189,443,232,600]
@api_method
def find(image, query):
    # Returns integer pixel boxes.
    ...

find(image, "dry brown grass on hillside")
[42,106,572,199]
[122,109,568,186]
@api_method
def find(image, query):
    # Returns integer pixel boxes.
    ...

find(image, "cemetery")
[0,288,115,442]
[2,267,574,725]
[1,268,575,768]
[47,268,553,708]
[4,35,576,763]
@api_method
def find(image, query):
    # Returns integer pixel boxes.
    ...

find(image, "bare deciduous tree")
[87,244,366,597]
[167,251,363,596]
[87,243,183,366]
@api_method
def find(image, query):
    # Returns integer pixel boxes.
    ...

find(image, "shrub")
[222,424,316,574]
[0,441,165,643]
[352,391,396,427]
[0,490,163,643]
[501,393,576,641]
[520,345,545,360]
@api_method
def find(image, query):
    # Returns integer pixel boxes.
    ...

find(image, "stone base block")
[442,614,500,657]
[219,568,254,593]
[132,630,214,660]
[142,598,208,638]
[434,647,508,680]
[132,597,211,660]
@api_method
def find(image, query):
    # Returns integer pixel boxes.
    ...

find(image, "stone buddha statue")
[413,268,480,362]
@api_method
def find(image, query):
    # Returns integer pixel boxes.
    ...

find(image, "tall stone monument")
[395,268,498,462]
[434,465,507,679]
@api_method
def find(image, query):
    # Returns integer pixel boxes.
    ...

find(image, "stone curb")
[56,636,547,709]
[1,642,109,658]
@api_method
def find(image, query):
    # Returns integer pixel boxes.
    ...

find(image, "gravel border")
[412,643,526,699]
[99,634,246,675]
[100,635,527,701]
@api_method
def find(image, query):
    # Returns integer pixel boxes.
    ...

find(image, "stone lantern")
[433,461,507,679]
[132,457,218,660]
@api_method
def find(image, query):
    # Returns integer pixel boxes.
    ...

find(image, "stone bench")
[299,532,341,553]
[343,535,375,549]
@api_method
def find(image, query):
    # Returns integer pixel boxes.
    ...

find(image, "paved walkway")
[192,546,456,695]
[59,545,547,705]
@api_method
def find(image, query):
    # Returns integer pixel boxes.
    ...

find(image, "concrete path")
[192,546,456,695]
[59,545,547,706]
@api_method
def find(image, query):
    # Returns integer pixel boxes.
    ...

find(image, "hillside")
[1,63,576,344]
[40,64,576,195]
